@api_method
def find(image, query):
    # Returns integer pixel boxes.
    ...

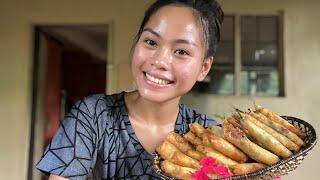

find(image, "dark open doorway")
[29,25,108,180]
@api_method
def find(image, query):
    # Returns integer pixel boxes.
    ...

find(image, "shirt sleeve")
[199,113,221,127]
[36,97,99,179]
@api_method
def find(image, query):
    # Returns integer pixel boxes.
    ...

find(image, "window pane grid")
[240,15,280,96]
[192,16,235,95]
[191,15,283,97]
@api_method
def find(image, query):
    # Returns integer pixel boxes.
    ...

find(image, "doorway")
[28,25,108,180]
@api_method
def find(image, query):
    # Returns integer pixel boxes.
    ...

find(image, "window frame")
[219,12,285,97]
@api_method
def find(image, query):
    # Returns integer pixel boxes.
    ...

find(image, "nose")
[151,47,172,71]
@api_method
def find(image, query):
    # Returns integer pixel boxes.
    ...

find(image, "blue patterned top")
[36,92,217,179]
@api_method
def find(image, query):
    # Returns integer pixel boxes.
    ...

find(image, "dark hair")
[135,0,224,58]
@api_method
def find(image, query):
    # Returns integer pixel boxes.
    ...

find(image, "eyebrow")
[142,27,198,47]
[142,28,160,37]
[174,39,198,47]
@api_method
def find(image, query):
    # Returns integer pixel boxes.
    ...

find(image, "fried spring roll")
[190,122,248,163]
[161,160,195,180]
[167,131,193,151]
[252,112,304,148]
[229,163,266,175]
[207,173,219,179]
[247,135,269,150]
[249,112,300,152]
[225,116,246,132]
[196,145,238,166]
[236,113,292,158]
[222,122,279,165]
[202,135,248,163]
[254,103,305,139]
[185,150,204,161]
[156,140,200,168]
[183,131,202,146]
[209,124,224,137]
[189,122,210,137]
[167,132,204,160]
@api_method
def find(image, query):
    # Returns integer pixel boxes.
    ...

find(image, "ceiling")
[41,25,108,61]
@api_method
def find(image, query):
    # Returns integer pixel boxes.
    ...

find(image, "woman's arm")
[36,95,103,178]
[49,174,68,180]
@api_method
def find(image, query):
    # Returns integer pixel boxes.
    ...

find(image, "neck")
[125,91,180,126]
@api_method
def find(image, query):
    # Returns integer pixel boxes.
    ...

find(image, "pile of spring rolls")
[156,103,305,180]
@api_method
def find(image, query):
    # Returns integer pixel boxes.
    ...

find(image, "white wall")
[0,1,151,179]
[182,1,320,179]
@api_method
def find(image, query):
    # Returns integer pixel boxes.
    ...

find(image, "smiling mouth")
[144,72,173,85]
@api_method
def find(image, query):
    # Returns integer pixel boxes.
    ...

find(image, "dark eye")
[174,49,189,56]
[144,39,157,47]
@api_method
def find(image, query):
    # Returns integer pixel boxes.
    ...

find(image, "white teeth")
[146,73,170,85]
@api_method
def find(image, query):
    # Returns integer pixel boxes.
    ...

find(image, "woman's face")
[131,5,212,103]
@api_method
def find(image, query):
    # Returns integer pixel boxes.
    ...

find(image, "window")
[192,14,284,97]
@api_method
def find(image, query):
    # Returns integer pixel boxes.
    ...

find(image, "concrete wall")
[0,1,150,179]
[182,1,320,180]
[0,0,319,179]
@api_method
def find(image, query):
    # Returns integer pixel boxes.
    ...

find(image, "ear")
[197,56,214,81]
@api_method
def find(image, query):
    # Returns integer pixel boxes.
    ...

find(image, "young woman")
[36,0,224,179]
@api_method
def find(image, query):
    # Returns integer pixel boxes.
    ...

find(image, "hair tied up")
[135,0,224,57]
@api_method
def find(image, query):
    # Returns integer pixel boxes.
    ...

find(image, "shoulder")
[74,92,125,113]
[179,103,220,128]
[68,92,127,139]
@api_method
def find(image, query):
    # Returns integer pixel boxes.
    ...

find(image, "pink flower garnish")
[191,156,231,180]
[200,157,216,167]
[199,157,216,173]
[191,170,209,180]
[211,165,231,178]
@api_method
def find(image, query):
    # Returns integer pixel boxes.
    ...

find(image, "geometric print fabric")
[36,92,217,179]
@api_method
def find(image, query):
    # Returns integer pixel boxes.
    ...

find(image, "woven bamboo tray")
[152,116,317,180]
